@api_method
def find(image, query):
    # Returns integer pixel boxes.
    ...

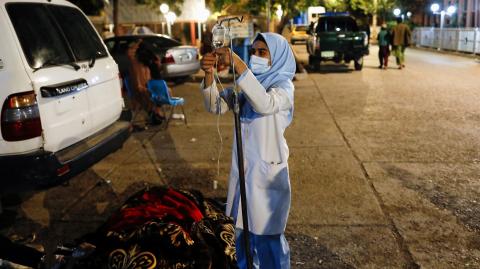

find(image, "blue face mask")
[249,55,271,75]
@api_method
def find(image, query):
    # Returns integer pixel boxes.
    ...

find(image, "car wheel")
[309,55,320,70]
[354,57,363,71]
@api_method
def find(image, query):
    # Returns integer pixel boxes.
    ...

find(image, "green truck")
[306,13,369,70]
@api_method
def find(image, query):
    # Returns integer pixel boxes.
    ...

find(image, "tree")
[323,0,348,11]
[345,0,396,38]
[208,0,323,33]
[348,0,396,19]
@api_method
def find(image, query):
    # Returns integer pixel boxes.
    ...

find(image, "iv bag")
[212,24,230,49]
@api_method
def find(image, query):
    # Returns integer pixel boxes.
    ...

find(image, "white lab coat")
[201,70,294,235]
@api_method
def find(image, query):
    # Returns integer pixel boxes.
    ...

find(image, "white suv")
[0,0,130,190]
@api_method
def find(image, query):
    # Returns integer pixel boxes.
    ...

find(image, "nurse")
[200,32,296,269]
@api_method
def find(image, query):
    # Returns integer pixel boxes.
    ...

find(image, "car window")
[6,3,73,68]
[146,36,181,50]
[317,17,359,33]
[50,5,108,61]
[116,39,136,54]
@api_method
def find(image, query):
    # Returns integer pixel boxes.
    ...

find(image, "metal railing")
[413,27,480,54]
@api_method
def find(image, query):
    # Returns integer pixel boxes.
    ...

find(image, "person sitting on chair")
[127,40,165,126]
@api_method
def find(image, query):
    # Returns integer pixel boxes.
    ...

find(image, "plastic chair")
[147,79,187,128]
[123,76,134,98]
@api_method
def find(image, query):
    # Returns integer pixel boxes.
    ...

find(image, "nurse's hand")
[215,47,248,75]
[201,52,216,74]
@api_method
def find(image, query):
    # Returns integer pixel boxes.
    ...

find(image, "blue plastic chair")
[122,76,140,113]
[147,79,187,128]
[123,76,134,98]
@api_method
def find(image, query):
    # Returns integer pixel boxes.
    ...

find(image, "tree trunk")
[113,0,119,36]
[371,0,378,41]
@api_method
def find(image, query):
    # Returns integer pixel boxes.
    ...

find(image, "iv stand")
[217,16,253,269]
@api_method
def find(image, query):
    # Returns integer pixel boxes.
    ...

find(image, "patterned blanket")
[76,186,238,269]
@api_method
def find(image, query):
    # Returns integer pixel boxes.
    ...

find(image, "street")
[1,45,480,268]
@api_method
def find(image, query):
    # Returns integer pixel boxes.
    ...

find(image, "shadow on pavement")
[287,233,356,269]
[0,169,122,256]
[145,125,224,200]
[305,63,354,74]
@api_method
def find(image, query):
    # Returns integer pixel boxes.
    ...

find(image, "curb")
[411,45,479,60]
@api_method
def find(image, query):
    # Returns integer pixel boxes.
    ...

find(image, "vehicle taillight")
[1,91,42,141]
[162,53,175,64]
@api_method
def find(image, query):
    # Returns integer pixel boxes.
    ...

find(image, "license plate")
[321,51,335,58]
[179,53,192,62]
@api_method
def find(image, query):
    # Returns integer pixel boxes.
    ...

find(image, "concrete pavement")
[1,45,480,268]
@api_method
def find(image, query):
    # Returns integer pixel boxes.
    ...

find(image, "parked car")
[291,24,309,44]
[0,0,130,191]
[104,35,200,80]
[306,13,369,70]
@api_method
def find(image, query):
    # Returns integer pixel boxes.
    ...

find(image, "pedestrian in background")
[391,17,412,69]
[377,23,391,69]
[200,32,296,269]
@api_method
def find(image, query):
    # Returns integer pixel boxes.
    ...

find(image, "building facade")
[422,0,480,27]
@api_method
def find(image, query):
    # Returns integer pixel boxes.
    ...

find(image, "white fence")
[413,27,480,54]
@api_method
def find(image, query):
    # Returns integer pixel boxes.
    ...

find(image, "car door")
[49,5,123,136]
[6,3,92,153]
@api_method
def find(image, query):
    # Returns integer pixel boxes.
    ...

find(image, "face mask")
[249,55,271,75]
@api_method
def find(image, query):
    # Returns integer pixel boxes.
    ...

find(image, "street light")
[430,3,456,50]
[446,5,457,16]
[165,11,176,36]
[393,8,401,17]
[393,8,410,20]
[159,3,169,14]
[159,3,169,35]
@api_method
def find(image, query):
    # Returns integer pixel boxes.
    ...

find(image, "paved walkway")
[1,46,480,268]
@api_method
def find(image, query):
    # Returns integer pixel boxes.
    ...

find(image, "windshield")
[316,17,359,33]
[7,3,73,69]
[146,36,181,51]
[50,5,108,61]
[6,3,107,69]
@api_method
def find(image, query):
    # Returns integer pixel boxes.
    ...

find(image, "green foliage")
[67,0,104,15]
[207,0,426,20]
[243,0,266,16]
[323,0,348,11]
[208,0,322,18]
[347,0,396,15]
